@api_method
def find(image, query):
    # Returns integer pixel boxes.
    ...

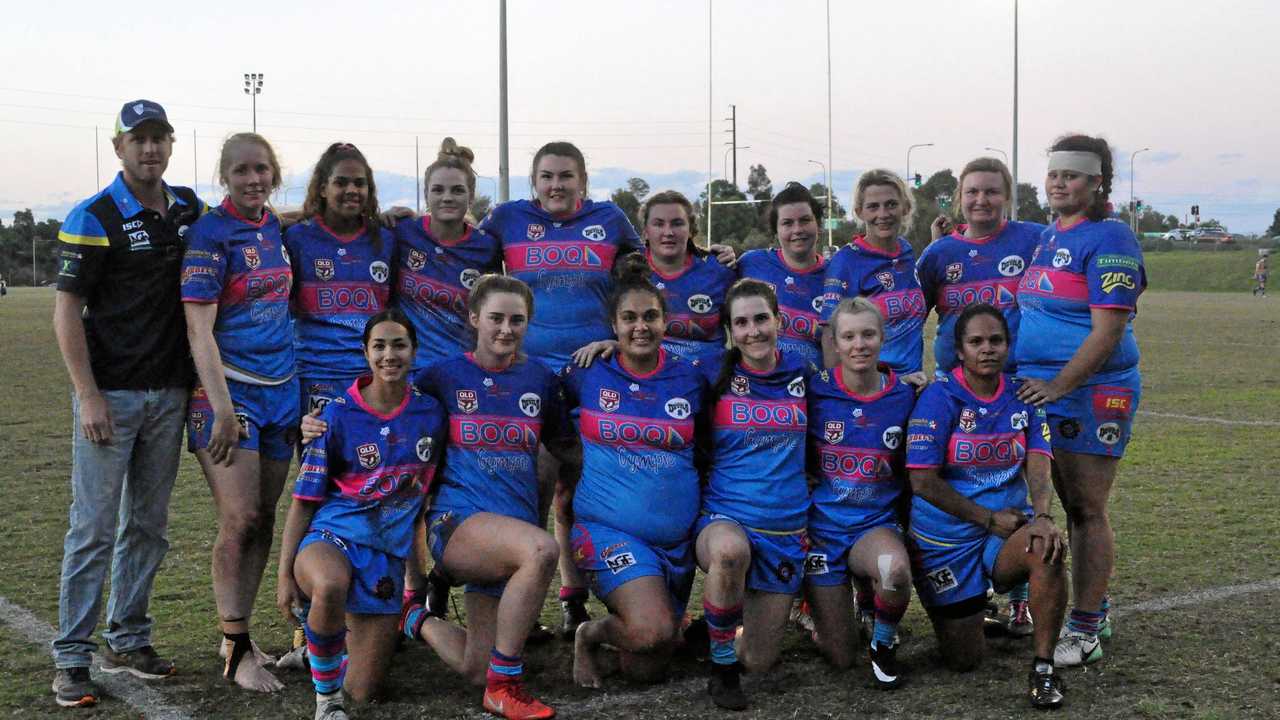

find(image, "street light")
[984,146,1009,164]
[724,145,751,182]
[243,73,264,132]
[809,159,834,250]
[907,143,934,187]
[1130,147,1150,236]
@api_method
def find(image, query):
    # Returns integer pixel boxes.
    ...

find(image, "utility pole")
[94,126,100,190]
[192,129,197,194]
[1011,0,1019,220]
[498,0,510,202]
[725,104,738,186]
[415,136,421,214]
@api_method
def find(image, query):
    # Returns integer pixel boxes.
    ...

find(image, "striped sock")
[1066,608,1106,636]
[402,605,427,641]
[303,622,348,697]
[486,649,523,687]
[873,595,907,648]
[1008,582,1030,604]
[704,600,742,666]
[1100,595,1111,615]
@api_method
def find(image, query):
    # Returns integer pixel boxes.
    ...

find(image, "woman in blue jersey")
[563,255,711,689]
[736,183,828,366]
[906,303,1068,709]
[696,279,811,711]
[1014,135,1146,667]
[182,133,295,692]
[286,143,395,419]
[276,309,445,720]
[804,297,915,689]
[819,170,928,385]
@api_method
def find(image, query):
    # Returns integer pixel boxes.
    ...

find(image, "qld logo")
[519,392,541,418]
[599,388,620,412]
[369,261,390,283]
[687,294,713,314]
[882,425,903,450]
[999,255,1026,276]
[959,408,978,433]
[582,224,606,242]
[407,249,427,272]
[357,442,381,470]
[242,246,261,270]
[314,258,335,280]
[824,420,845,444]
[946,262,963,282]
[416,436,434,462]
[526,223,545,241]
[665,397,692,419]
[876,271,895,290]
[456,389,478,414]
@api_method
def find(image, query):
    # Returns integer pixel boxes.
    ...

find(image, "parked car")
[1190,228,1234,245]
[1162,228,1193,241]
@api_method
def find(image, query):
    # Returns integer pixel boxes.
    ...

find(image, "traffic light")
[913,173,922,188]
[1191,204,1200,216]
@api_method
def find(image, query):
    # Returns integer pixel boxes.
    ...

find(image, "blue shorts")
[695,513,806,595]
[298,529,404,615]
[299,376,358,419]
[571,522,694,619]
[805,515,902,587]
[907,528,1006,610]
[1044,374,1140,458]
[187,377,299,460]
[425,507,505,598]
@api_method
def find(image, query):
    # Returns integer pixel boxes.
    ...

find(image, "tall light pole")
[243,73,263,133]
[724,145,750,181]
[809,159,833,249]
[498,0,510,202]
[984,146,1009,164]
[1130,147,1150,236]
[706,0,714,247]
[907,143,933,187]
[825,0,833,221]
[1012,0,1019,220]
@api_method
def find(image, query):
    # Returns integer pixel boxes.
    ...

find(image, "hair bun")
[438,137,475,165]
[613,252,650,284]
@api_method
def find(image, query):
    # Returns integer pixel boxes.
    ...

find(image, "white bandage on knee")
[877,554,897,591]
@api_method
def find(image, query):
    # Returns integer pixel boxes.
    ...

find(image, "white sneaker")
[315,692,348,720]
[1053,630,1102,666]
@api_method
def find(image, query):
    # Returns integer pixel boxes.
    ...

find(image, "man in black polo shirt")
[51,100,204,708]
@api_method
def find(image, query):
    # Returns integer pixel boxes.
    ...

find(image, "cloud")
[1217,152,1244,163]
[1146,151,1180,165]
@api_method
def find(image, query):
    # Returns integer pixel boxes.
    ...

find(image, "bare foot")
[223,641,284,692]
[573,623,603,689]
[217,638,278,667]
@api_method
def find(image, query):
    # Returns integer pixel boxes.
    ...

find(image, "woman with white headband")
[1013,134,1146,667]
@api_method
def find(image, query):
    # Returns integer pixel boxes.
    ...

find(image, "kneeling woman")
[804,297,915,689]
[563,256,710,687]
[696,279,811,711]
[906,304,1068,709]
[276,310,445,720]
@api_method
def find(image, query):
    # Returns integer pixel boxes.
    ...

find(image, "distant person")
[1253,255,1268,297]
[51,99,204,708]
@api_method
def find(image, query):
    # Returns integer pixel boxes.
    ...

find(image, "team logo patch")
[945,262,964,282]
[999,254,1026,277]
[581,224,607,242]
[1042,421,1052,443]
[688,294,713,314]
[1099,271,1136,293]
[279,242,289,264]
[242,246,261,270]
[811,296,824,312]
[232,412,250,437]
[787,376,806,398]
[1096,422,1122,446]
[373,576,396,600]
[369,261,390,283]
[1093,389,1133,419]
[730,376,750,397]
[599,388,621,412]
[308,394,331,415]
[460,268,480,289]
[456,389,478,414]
[824,420,845,444]
[526,223,545,241]
[882,425,903,450]
[876,271,895,290]
[606,551,636,574]
[925,565,958,594]
[189,411,206,433]
[416,436,434,462]
[804,553,829,575]
[775,560,797,583]
[1011,411,1029,430]
[314,258,334,280]
[1058,418,1081,439]
[1052,248,1072,268]
[406,249,426,272]
[357,442,381,469]
[959,408,978,433]
[665,397,692,419]
[519,392,542,418]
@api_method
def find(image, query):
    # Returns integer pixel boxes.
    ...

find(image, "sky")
[3,0,1278,233]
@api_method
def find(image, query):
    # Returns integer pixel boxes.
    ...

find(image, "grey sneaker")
[101,645,175,680]
[52,667,98,708]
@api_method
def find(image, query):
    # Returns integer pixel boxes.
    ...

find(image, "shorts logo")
[357,442,381,470]
[1052,248,1072,268]
[1092,390,1133,419]
[925,565,958,594]
[369,261,390,283]
[804,553,829,575]
[876,271,895,290]
[233,412,250,436]
[959,408,978,433]
[406,249,426,272]
[526,223,545,241]
[314,258,335,280]
[416,436,434,462]
[519,392,541,418]
[456,390,478,414]
[787,376,806,398]
[999,255,1026,277]
[1058,419,1081,439]
[582,224,607,242]
[459,268,480,289]
[599,388,621,412]
[373,576,395,600]
[1096,422,1122,446]
[189,411,206,433]
[1010,411,1029,430]
[242,246,261,270]
[824,420,845,444]
[945,262,963,282]
[605,551,636,574]
[882,425,903,450]
[688,294,713,314]
[665,397,691,419]
[775,560,797,583]
[730,376,750,397]
[1099,271,1136,293]
[1042,421,1051,442]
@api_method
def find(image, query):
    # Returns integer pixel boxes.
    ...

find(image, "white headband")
[1047,151,1102,175]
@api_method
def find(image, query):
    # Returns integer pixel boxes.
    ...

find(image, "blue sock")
[1008,582,1030,604]
[1066,608,1105,636]
[704,600,742,666]
[486,648,523,686]
[1100,595,1111,615]
[302,622,347,696]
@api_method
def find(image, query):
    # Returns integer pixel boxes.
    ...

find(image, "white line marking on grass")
[1116,578,1280,615]
[1137,410,1280,427]
[0,596,195,720]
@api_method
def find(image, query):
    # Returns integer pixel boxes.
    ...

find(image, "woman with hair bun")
[1014,134,1146,668]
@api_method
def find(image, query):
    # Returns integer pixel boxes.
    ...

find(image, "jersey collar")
[424,214,474,246]
[834,363,897,401]
[106,171,188,219]
[949,366,1005,403]
[348,376,411,420]
[219,197,271,228]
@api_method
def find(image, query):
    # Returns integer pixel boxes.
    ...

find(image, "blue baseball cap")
[115,99,174,134]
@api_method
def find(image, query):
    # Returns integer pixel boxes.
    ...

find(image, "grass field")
[1,286,1277,719]
[1143,250,1268,293]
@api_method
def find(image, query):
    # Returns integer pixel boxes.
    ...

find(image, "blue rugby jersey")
[906,369,1052,543]
[807,365,915,533]
[820,237,926,374]
[392,216,503,368]
[414,353,569,524]
[736,249,826,366]
[285,218,395,380]
[648,252,736,363]
[293,378,445,556]
[916,221,1043,372]
[181,199,294,383]
[478,199,642,369]
[1015,218,1146,383]
[563,350,708,546]
[701,352,812,532]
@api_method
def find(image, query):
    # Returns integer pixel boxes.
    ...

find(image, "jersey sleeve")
[55,203,110,297]
[1026,402,1053,458]
[411,362,445,404]
[541,370,577,454]
[180,221,227,303]
[818,249,853,323]
[616,207,643,257]
[294,403,343,501]
[475,203,506,243]
[905,385,952,469]
[1085,229,1144,310]
[915,242,940,311]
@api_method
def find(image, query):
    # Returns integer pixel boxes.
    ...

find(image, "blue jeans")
[52,388,186,669]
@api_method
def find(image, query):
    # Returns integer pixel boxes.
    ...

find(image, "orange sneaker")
[482,680,555,720]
